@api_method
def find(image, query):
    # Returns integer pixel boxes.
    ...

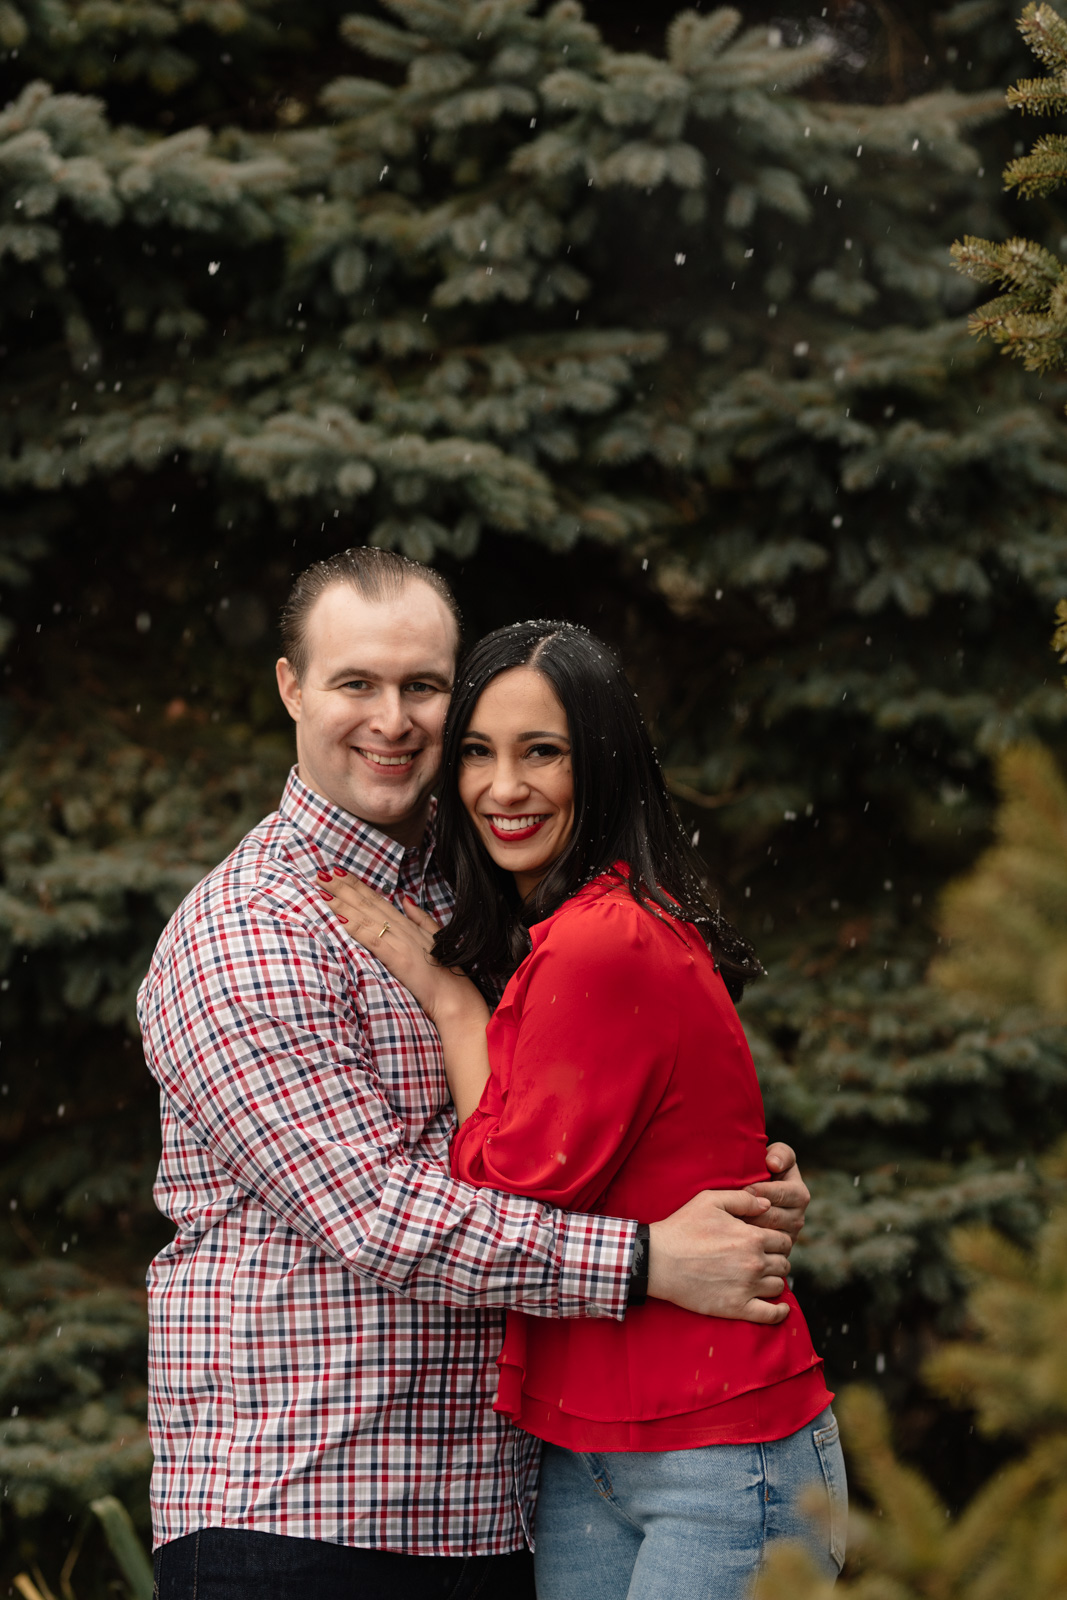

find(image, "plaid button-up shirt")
[138,769,634,1556]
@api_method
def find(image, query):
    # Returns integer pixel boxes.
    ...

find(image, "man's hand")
[647,1192,792,1324]
[747,1142,811,1244]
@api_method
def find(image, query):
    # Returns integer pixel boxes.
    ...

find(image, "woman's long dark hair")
[432,621,761,1002]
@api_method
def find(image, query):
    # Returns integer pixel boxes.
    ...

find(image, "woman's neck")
[511,869,542,903]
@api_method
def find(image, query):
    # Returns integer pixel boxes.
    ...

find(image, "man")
[139,547,810,1600]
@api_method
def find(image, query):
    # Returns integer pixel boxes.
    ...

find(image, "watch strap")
[627,1221,650,1308]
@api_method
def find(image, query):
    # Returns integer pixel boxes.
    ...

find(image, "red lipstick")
[486,817,549,842]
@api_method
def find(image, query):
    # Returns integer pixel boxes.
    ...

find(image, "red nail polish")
[320,891,334,900]
[335,868,347,877]
[337,915,348,924]
[317,869,331,881]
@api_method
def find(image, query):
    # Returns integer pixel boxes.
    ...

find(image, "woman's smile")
[485,813,552,841]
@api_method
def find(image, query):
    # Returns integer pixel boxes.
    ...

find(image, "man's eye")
[342,680,372,691]
[406,682,443,695]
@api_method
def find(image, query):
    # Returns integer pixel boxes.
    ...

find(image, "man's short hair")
[280,547,461,680]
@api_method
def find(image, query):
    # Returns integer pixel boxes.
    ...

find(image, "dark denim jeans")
[153,1527,536,1600]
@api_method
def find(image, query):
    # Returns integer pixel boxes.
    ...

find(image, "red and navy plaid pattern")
[138,769,634,1555]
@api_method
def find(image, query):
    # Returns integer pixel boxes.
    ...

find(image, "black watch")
[627,1222,650,1308]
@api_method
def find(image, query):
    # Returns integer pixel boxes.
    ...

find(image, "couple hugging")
[139,546,846,1600]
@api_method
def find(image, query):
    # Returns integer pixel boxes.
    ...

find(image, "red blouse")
[451,871,831,1451]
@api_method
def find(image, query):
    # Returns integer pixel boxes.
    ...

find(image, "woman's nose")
[488,760,528,804]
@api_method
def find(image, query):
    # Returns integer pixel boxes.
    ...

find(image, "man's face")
[276,581,456,847]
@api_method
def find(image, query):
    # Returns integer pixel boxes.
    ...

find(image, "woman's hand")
[314,868,476,1027]
[314,869,492,1123]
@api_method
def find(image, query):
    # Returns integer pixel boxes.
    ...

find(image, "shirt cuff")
[556,1211,637,1322]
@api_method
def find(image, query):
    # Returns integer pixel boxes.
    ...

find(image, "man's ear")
[276,658,302,723]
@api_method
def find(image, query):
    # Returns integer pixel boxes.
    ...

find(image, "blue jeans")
[533,1407,846,1600]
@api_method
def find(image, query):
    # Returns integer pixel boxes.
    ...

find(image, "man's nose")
[368,689,413,741]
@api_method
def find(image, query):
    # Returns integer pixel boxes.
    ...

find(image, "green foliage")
[0,717,290,1024]
[952,3,1067,372]
[0,1262,150,1519]
[2,0,282,97]
[87,1497,153,1600]
[932,742,1067,1009]
[748,948,1063,1300]
[755,1143,1067,1600]
[10,1494,153,1600]
[3,0,1067,1582]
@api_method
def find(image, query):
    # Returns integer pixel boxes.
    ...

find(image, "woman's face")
[457,666,575,900]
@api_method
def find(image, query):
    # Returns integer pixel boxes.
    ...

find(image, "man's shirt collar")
[278,766,437,898]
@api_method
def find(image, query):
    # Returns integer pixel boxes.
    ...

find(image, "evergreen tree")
[754,1139,1067,1600]
[3,0,1067,1587]
[953,2,1067,375]
[932,741,1067,1007]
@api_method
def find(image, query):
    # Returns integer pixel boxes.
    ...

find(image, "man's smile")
[355,747,419,769]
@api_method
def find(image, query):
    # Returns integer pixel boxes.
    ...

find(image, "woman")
[318,622,846,1599]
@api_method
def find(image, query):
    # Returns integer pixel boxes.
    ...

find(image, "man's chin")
[296,758,434,842]
[339,779,430,838]
[345,786,414,820]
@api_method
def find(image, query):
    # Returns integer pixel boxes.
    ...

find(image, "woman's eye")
[461,742,491,760]
[528,743,565,759]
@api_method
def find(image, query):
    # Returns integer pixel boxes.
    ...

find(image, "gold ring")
[377,922,391,941]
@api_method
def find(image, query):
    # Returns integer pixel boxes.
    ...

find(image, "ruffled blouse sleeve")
[451,895,683,1213]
